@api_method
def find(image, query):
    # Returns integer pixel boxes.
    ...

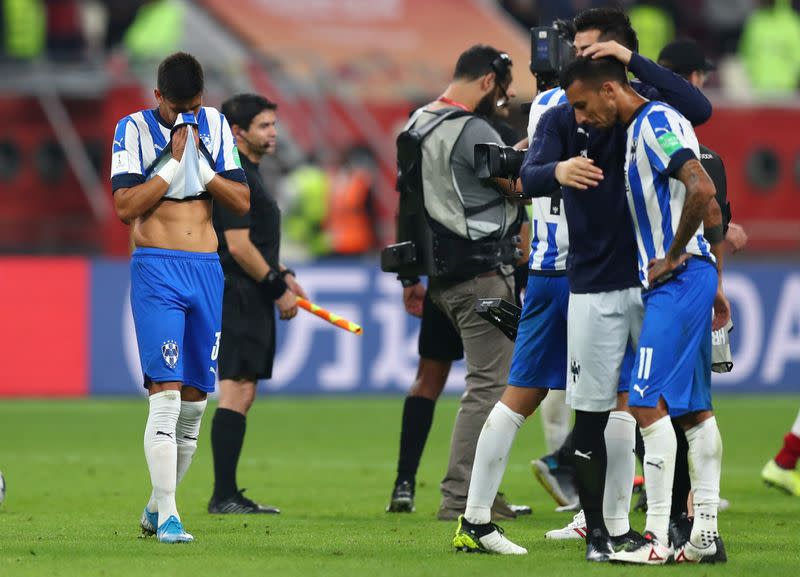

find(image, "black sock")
[635,425,645,465]
[395,396,436,487]
[573,410,610,534]
[557,430,574,468]
[671,420,691,520]
[211,408,247,500]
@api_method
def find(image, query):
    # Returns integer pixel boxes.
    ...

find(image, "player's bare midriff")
[132,197,217,253]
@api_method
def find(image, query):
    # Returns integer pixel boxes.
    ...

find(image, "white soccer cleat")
[545,510,587,540]
[674,539,719,563]
[609,531,672,565]
[453,516,528,555]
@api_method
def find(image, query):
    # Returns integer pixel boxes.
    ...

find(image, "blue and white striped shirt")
[110,106,245,195]
[526,87,569,273]
[624,101,714,289]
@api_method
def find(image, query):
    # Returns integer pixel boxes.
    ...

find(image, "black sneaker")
[208,489,280,514]
[610,529,644,552]
[585,528,613,562]
[386,480,415,513]
[702,536,727,564]
[668,513,693,550]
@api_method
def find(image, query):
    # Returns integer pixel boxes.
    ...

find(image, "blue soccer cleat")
[156,515,194,544]
[140,507,158,537]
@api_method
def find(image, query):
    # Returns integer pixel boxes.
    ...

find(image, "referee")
[208,93,307,514]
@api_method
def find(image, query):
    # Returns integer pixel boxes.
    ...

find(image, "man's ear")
[154,89,162,104]
[480,71,496,92]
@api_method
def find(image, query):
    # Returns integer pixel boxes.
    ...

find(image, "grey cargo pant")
[428,271,515,512]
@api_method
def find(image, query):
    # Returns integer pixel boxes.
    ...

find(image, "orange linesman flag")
[296,297,363,335]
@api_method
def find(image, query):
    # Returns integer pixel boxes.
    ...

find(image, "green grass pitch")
[1,395,799,576]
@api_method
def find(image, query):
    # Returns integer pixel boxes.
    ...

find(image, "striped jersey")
[526,87,569,273]
[624,101,714,289]
[110,106,245,195]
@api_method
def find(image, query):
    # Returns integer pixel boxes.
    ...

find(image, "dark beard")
[474,90,498,118]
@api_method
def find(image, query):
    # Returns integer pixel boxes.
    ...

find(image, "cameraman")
[399,45,525,521]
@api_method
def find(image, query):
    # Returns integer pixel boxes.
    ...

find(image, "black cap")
[658,38,715,76]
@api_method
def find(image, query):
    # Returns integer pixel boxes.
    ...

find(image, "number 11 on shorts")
[637,347,653,380]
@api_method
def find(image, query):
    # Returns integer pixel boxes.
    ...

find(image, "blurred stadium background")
[0,0,798,398]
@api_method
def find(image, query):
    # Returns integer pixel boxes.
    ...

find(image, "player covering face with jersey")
[111,52,249,544]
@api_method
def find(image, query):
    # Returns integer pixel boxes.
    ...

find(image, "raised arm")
[582,41,711,126]
[629,53,711,126]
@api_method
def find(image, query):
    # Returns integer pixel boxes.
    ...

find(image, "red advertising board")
[0,258,88,396]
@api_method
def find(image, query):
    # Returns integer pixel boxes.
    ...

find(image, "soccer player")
[560,55,728,564]
[452,9,711,557]
[519,10,712,562]
[208,94,307,514]
[763,411,800,495]
[111,52,249,543]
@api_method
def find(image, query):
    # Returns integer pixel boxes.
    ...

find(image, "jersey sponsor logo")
[570,358,581,383]
[112,151,129,175]
[161,339,179,369]
[656,131,682,156]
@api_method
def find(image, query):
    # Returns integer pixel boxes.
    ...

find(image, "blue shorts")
[628,258,717,417]
[509,275,569,389]
[510,275,634,392]
[130,248,224,393]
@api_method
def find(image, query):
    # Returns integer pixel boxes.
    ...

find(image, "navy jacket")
[520,53,712,293]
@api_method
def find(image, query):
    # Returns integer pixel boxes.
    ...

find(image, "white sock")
[539,390,571,453]
[686,416,722,548]
[791,409,800,438]
[464,402,525,525]
[603,411,636,537]
[640,415,676,544]
[176,399,207,485]
[147,399,208,512]
[144,390,181,527]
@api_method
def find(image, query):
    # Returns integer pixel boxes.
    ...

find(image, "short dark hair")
[221,94,278,130]
[453,44,509,82]
[157,52,204,102]
[560,56,629,92]
[574,7,639,52]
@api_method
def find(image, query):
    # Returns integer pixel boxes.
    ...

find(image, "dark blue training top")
[520,53,711,294]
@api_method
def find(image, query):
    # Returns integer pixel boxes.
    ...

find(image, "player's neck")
[617,88,648,126]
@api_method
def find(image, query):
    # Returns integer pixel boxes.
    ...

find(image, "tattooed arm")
[647,159,716,285]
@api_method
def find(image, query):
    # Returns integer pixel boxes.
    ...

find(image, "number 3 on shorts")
[211,331,221,361]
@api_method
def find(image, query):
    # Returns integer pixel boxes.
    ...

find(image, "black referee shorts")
[419,290,463,362]
[217,274,276,381]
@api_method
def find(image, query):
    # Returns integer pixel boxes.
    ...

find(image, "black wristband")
[280,268,296,280]
[398,275,420,288]
[260,269,288,300]
[705,224,724,244]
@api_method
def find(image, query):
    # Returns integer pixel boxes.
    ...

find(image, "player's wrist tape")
[705,224,724,244]
[157,158,180,185]
[280,268,296,280]
[199,161,216,187]
[260,269,289,300]
[398,275,420,288]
